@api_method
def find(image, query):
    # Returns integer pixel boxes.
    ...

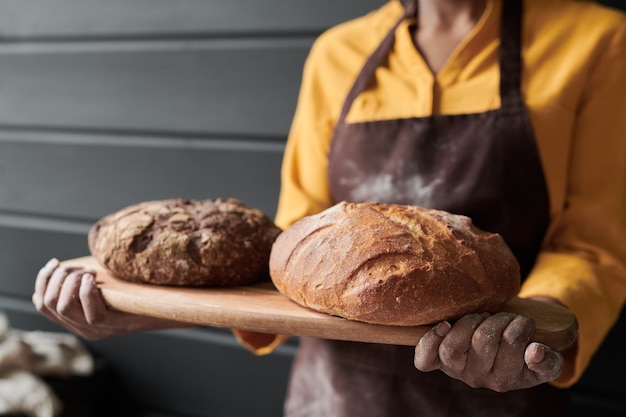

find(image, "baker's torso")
[285,1,565,416]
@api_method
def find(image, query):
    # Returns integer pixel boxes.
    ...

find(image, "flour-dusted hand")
[33,259,188,340]
[414,311,564,392]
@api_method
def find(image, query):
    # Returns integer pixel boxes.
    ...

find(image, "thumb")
[524,342,564,383]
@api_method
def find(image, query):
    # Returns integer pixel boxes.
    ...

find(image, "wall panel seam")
[0,213,93,234]
[0,129,287,152]
[0,37,314,54]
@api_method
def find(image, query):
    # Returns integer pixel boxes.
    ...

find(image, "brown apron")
[284,0,569,416]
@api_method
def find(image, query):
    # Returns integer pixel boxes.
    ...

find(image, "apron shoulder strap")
[337,1,416,123]
[499,0,524,108]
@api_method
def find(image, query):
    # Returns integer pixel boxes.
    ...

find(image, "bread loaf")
[269,202,520,326]
[88,198,281,286]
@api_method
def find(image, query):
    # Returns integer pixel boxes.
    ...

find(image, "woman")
[34,0,626,416]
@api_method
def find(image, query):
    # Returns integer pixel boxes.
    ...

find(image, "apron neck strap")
[499,0,524,107]
[337,1,415,122]
[338,0,524,123]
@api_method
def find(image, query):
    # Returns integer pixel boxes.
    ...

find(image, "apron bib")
[328,0,549,279]
[285,1,568,416]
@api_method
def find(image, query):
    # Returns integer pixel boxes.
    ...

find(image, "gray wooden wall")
[0,1,624,417]
[0,1,386,416]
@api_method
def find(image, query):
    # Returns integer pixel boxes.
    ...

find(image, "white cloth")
[0,371,62,417]
[0,313,94,417]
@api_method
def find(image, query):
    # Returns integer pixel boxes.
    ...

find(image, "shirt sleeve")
[273,40,345,230]
[519,18,626,387]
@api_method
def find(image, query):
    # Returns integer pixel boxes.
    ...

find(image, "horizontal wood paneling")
[0,225,88,298]
[0,41,309,137]
[0,0,387,39]
[93,330,293,417]
[0,134,283,220]
[1,0,619,41]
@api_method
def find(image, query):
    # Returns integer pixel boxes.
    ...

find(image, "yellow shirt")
[237,0,626,388]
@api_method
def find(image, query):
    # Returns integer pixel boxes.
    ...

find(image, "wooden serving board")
[63,257,578,351]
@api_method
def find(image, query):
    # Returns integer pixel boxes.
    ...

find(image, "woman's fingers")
[79,273,109,325]
[437,313,487,375]
[524,342,564,383]
[469,314,535,391]
[42,264,72,312]
[414,311,564,392]
[33,258,60,308]
[465,313,516,378]
[33,259,97,326]
[32,260,181,340]
[414,321,451,372]
[56,270,88,323]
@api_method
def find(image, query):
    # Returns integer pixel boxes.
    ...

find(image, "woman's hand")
[33,258,187,340]
[414,311,564,392]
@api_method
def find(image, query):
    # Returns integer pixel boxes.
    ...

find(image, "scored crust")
[269,201,520,326]
[88,198,281,286]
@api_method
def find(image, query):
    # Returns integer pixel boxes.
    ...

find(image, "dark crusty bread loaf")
[88,198,281,286]
[269,201,520,326]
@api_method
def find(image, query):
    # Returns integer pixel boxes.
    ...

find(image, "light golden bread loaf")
[269,202,520,326]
